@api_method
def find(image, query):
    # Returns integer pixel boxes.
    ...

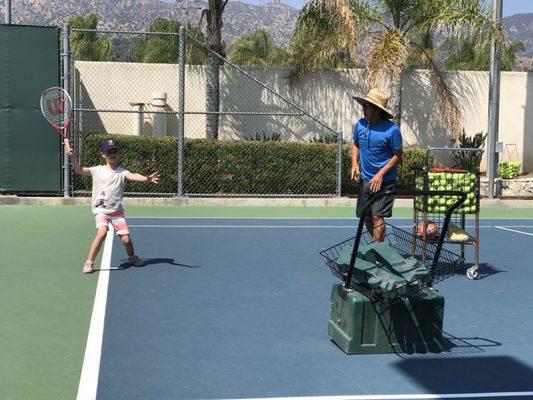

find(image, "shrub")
[450,130,486,171]
[77,134,428,196]
[342,145,430,195]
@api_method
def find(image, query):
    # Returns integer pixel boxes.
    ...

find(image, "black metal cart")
[321,189,466,301]
[413,147,482,279]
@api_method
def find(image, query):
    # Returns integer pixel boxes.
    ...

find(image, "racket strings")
[41,89,72,128]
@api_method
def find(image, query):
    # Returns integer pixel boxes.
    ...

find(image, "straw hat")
[352,87,394,119]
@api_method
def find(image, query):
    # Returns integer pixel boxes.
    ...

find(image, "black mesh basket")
[320,223,464,301]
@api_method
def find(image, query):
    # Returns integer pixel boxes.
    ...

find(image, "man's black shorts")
[356,180,396,218]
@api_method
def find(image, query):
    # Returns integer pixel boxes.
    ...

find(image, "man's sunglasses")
[361,102,377,110]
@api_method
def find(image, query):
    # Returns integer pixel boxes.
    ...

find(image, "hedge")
[76,134,429,195]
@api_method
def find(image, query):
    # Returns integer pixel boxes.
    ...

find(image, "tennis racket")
[40,87,73,139]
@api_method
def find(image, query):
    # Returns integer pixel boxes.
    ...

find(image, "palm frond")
[420,0,504,47]
[423,51,462,145]
[349,0,386,28]
[364,28,408,87]
[289,0,363,76]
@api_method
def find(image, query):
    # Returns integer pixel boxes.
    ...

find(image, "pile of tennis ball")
[415,172,477,213]
[499,161,521,179]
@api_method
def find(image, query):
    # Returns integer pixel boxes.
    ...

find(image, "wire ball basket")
[320,224,464,301]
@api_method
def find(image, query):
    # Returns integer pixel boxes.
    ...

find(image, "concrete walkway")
[1,195,532,208]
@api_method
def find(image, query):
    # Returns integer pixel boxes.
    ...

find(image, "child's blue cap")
[101,139,120,152]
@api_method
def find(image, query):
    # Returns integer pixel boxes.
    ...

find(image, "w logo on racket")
[47,98,65,116]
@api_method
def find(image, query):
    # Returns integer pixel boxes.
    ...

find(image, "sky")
[166,0,533,16]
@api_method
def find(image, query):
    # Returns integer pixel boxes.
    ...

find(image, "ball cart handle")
[344,189,467,289]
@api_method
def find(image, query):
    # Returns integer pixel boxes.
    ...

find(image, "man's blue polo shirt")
[352,118,402,182]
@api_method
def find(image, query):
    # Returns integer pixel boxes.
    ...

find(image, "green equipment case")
[328,284,444,354]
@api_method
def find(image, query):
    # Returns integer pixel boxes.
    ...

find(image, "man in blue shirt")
[351,88,403,242]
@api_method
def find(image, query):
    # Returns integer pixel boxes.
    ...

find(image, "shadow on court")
[98,258,202,271]
[120,258,201,270]
[395,331,502,360]
[461,262,505,280]
[395,356,533,393]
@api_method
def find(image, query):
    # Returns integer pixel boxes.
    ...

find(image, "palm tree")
[201,0,228,140]
[68,13,112,61]
[134,18,207,64]
[445,38,524,71]
[290,0,503,143]
[228,29,289,67]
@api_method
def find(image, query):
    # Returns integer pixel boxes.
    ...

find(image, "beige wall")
[74,62,532,173]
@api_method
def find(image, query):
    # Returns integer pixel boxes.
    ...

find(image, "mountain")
[503,13,533,57]
[2,1,533,62]
[0,0,300,48]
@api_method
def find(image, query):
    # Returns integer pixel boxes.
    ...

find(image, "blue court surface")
[77,218,533,400]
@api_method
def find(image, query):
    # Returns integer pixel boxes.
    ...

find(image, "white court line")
[128,217,365,220]
[494,225,533,228]
[130,225,362,228]
[128,216,533,220]
[495,226,533,237]
[224,393,533,400]
[76,226,114,400]
[129,225,495,229]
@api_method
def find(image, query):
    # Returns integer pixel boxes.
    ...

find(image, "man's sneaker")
[82,260,94,274]
[129,255,145,267]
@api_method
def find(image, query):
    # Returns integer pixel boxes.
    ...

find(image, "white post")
[151,92,167,137]
[487,0,503,199]
[130,102,144,136]
[4,0,11,24]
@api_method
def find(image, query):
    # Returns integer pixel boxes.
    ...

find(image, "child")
[65,138,160,274]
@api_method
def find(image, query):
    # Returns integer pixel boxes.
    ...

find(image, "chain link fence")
[67,27,343,197]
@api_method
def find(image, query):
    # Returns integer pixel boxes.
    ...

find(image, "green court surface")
[1,204,532,400]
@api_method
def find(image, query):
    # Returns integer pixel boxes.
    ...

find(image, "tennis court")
[2,207,533,400]
[84,215,533,399]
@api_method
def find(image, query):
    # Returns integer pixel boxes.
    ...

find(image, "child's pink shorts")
[95,211,130,236]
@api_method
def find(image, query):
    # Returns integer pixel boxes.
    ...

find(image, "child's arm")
[125,172,160,184]
[65,139,91,176]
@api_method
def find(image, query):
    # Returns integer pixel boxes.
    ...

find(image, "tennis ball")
[428,197,435,205]
[446,173,453,180]
[446,184,453,190]
[439,198,447,205]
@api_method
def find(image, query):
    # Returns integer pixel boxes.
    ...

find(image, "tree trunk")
[204,1,225,140]
[389,68,403,127]
[205,53,220,140]
[343,51,350,69]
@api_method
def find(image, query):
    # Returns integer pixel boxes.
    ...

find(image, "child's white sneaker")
[82,260,94,274]
[129,255,145,267]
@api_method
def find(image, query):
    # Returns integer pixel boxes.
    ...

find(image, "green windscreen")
[0,25,60,192]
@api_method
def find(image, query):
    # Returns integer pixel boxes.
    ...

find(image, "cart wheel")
[466,267,478,280]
